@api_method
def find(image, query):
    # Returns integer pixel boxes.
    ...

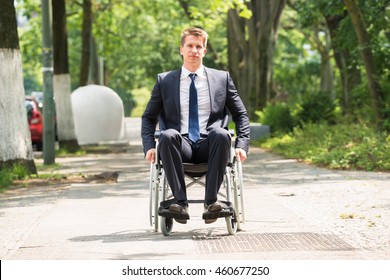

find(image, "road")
[1,118,389,260]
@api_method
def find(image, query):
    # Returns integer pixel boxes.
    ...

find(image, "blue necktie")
[188,73,200,143]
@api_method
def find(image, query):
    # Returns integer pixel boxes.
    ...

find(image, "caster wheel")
[161,217,173,236]
[226,214,237,235]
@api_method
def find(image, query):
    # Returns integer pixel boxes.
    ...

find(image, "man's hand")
[145,148,156,163]
[235,148,247,163]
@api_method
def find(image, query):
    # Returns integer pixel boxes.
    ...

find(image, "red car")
[25,96,43,150]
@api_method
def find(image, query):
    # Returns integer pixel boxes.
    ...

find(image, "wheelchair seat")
[183,162,208,177]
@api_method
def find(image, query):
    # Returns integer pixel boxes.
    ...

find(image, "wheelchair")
[149,130,245,236]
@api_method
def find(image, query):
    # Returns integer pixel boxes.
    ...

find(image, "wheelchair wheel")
[233,160,245,230]
[149,163,158,231]
[160,217,173,236]
[225,212,237,235]
[150,163,165,232]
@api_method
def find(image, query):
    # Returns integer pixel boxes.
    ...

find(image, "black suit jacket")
[141,67,250,154]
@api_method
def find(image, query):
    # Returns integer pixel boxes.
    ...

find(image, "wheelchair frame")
[149,131,245,236]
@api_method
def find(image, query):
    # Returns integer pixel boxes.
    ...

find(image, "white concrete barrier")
[71,85,127,145]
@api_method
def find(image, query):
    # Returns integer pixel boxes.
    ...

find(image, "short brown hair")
[180,27,208,48]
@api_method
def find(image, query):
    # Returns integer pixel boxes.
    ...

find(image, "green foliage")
[14,0,390,132]
[16,0,43,93]
[381,77,390,131]
[130,87,152,117]
[68,0,229,112]
[347,80,376,123]
[256,103,294,135]
[0,164,29,190]
[275,24,321,102]
[294,92,340,125]
[256,95,341,136]
[260,123,390,172]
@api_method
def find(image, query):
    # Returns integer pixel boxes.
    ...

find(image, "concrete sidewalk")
[0,120,389,260]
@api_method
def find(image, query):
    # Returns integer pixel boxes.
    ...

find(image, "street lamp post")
[41,0,55,164]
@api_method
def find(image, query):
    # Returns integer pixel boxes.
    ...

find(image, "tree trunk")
[325,12,361,114]
[228,9,249,107]
[79,0,92,86]
[52,0,80,151]
[344,0,385,122]
[315,27,334,99]
[0,0,36,173]
[88,35,101,84]
[228,0,286,119]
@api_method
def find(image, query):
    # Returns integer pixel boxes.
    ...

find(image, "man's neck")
[183,63,203,73]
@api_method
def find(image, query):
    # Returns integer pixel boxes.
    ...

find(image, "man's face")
[180,35,207,68]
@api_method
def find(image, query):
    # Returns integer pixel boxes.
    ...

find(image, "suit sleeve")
[141,75,162,155]
[225,72,250,154]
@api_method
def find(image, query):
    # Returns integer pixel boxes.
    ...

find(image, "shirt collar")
[181,65,206,78]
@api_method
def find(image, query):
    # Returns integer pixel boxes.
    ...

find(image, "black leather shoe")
[169,203,190,224]
[205,201,224,212]
[203,202,230,224]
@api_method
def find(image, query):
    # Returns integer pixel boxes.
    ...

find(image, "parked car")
[31,91,44,109]
[25,96,43,150]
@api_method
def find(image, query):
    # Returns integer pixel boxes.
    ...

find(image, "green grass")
[258,123,390,172]
[36,162,62,172]
[56,147,86,157]
[0,161,65,191]
[0,143,117,192]
[0,164,30,191]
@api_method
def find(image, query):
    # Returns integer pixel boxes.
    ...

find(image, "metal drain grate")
[193,232,354,254]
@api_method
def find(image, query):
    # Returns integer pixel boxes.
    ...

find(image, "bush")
[380,77,390,131]
[256,102,294,135]
[294,92,339,125]
[260,123,390,172]
[0,164,29,190]
[0,168,13,189]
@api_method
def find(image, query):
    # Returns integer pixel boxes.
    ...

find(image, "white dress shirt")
[180,66,210,135]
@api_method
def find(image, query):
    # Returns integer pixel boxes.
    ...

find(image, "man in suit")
[141,27,250,224]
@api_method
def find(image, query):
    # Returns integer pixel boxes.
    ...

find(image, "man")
[141,27,250,224]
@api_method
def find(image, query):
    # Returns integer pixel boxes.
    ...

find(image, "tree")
[13,0,388,129]
[228,0,287,119]
[344,0,385,122]
[52,0,80,151]
[323,8,361,114]
[0,0,36,173]
[79,0,92,86]
[287,1,335,99]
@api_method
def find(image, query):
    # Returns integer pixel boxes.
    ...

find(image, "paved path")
[1,118,389,260]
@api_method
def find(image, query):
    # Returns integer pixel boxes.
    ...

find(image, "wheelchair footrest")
[158,199,190,220]
[202,201,234,220]
[158,208,190,220]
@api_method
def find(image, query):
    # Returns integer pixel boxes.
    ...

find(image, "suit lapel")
[205,67,216,113]
[170,69,181,119]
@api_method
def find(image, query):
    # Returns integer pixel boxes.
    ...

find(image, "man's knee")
[208,127,230,143]
[159,129,181,146]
